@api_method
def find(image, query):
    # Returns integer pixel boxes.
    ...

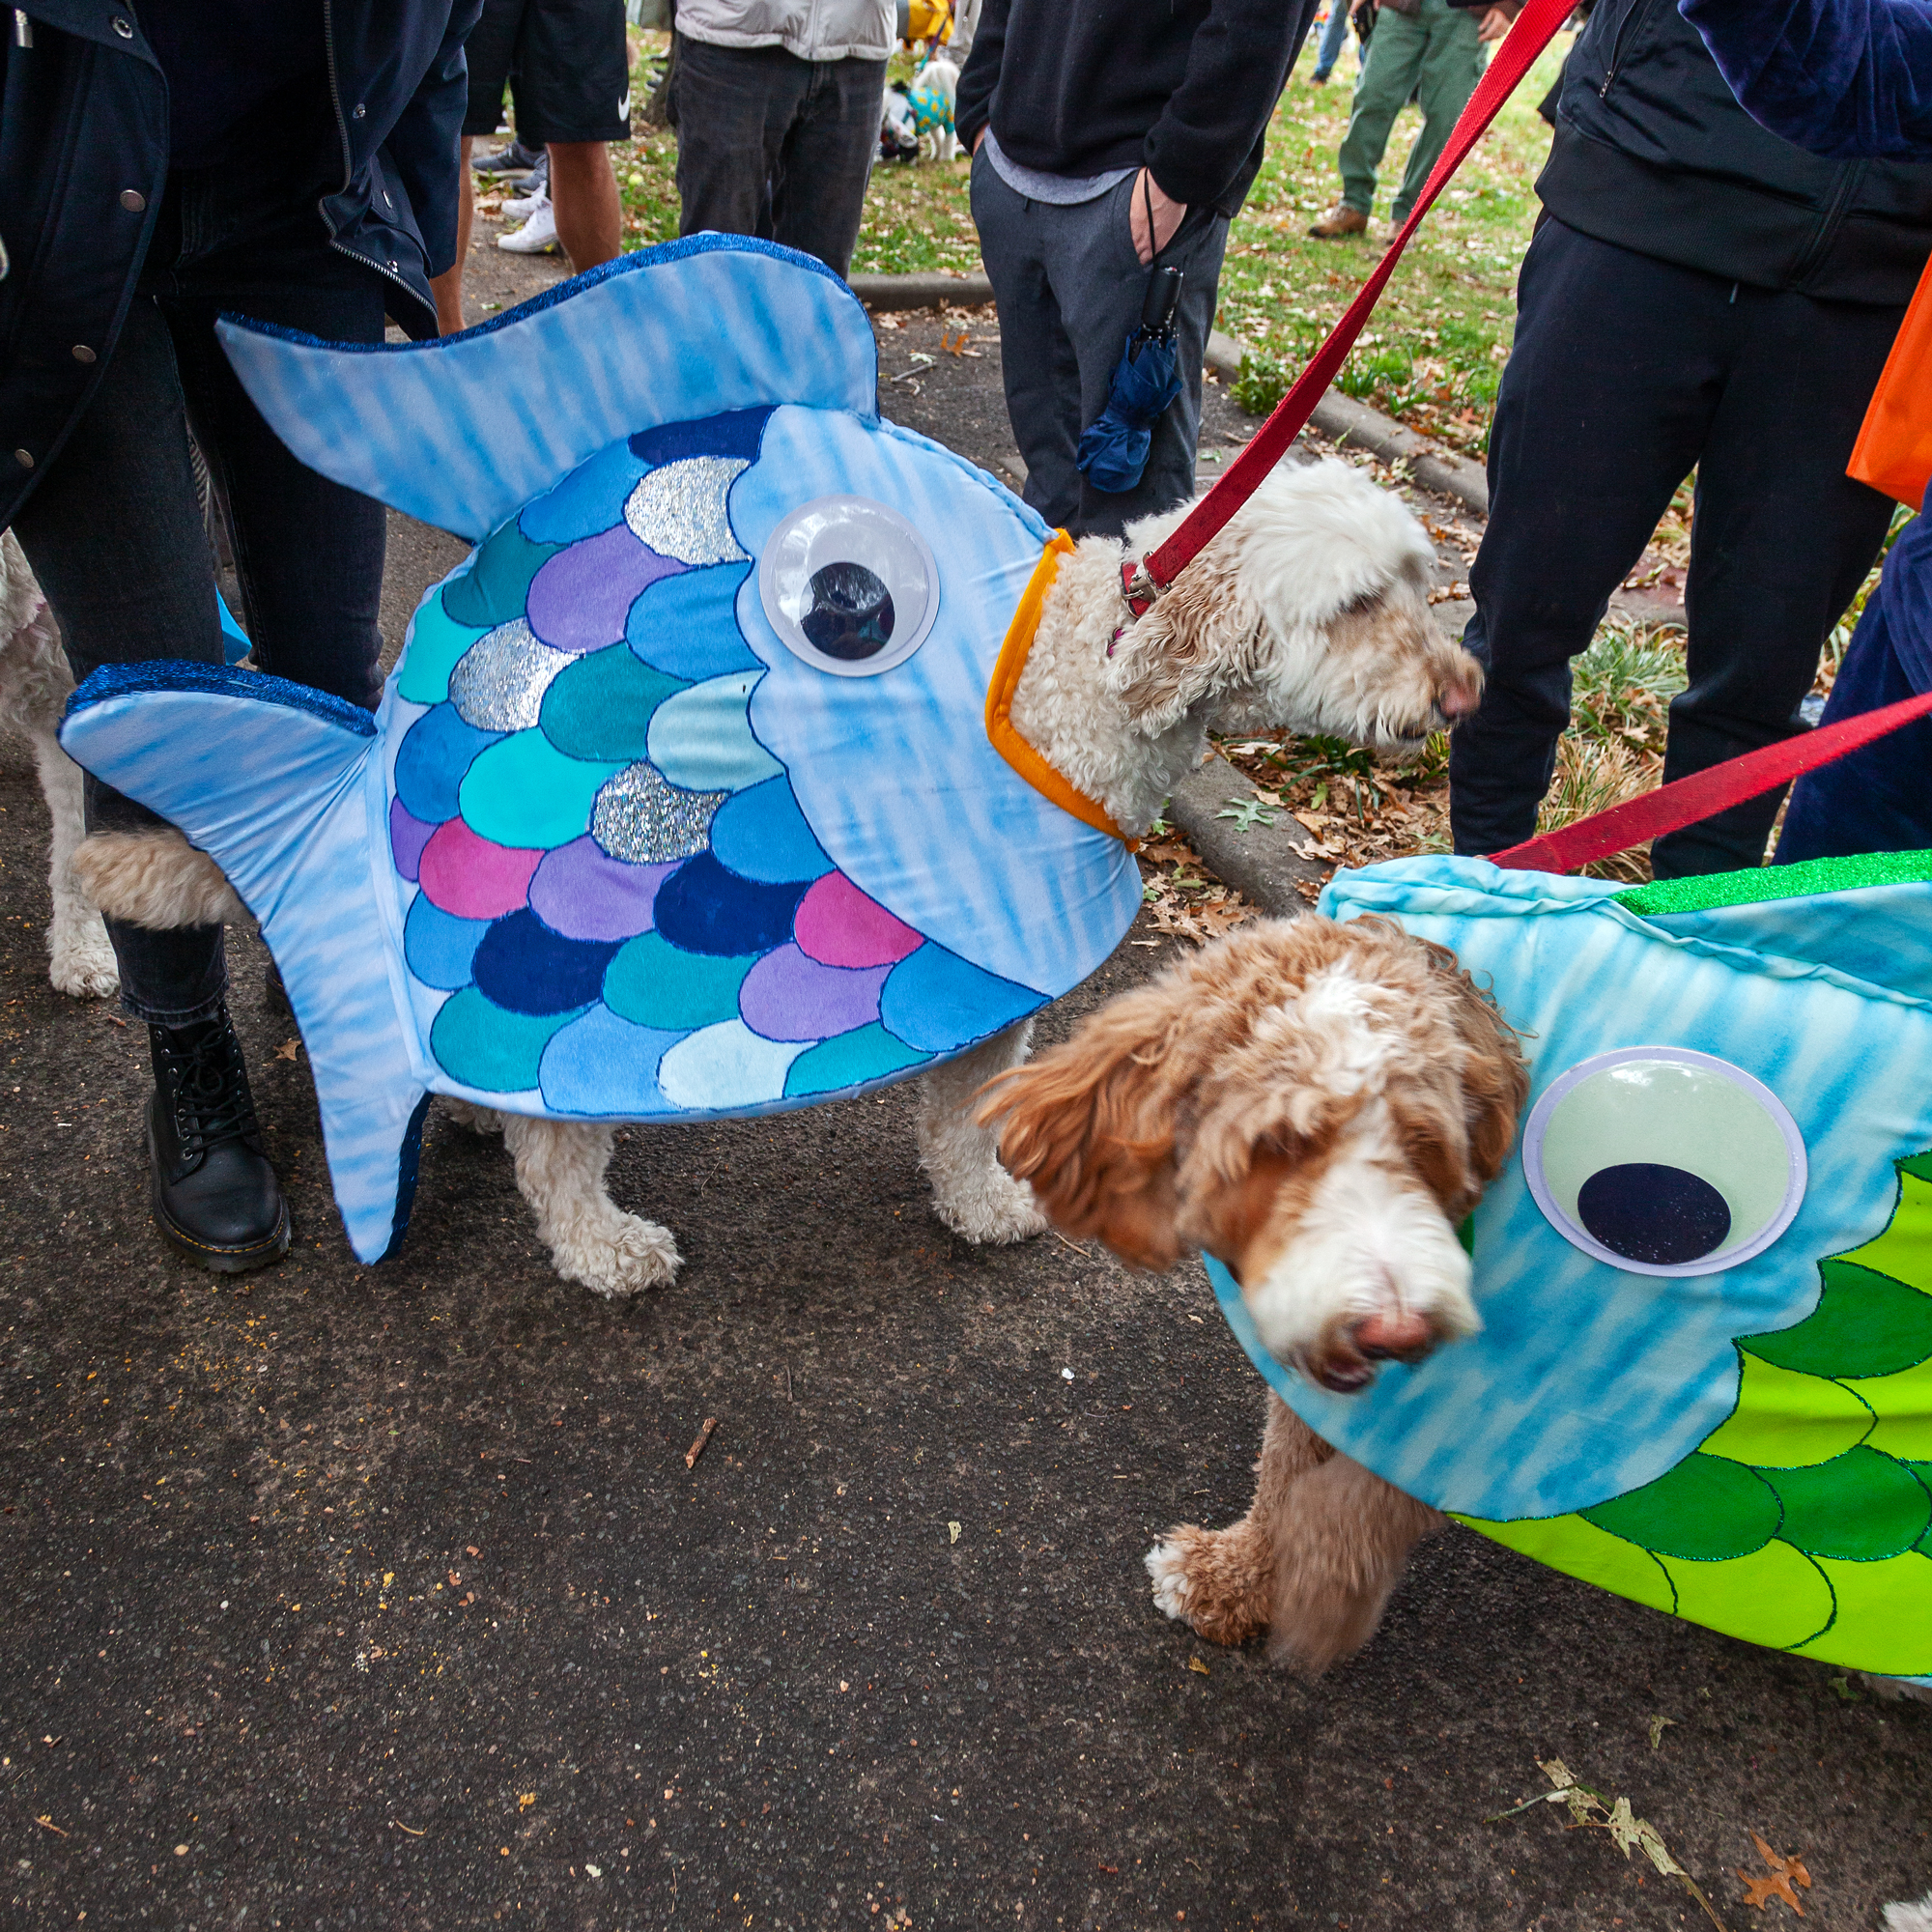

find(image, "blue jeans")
[1313,0,1353,78]
[11,165,388,1023]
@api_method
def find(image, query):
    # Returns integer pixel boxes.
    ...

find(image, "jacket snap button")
[353,101,367,119]
[14,449,34,469]
[120,188,146,212]
[110,14,133,35]
[71,344,97,364]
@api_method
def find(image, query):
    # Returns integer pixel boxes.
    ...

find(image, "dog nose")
[1351,1310,1436,1360]
[1437,681,1482,722]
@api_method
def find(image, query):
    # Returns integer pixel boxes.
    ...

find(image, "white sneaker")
[500,179,550,222]
[497,200,559,254]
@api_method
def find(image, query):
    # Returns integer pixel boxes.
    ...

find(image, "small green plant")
[1233,352,1291,417]
[1571,621,1687,752]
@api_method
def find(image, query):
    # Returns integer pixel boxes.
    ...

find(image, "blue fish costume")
[58,239,1141,1265]
[1208,849,1932,1680]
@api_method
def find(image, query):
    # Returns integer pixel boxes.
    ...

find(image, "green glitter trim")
[1615,849,1932,917]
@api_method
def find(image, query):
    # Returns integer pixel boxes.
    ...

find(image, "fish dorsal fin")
[216,235,880,542]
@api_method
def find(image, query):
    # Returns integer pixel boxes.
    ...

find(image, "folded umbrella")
[1076,263,1185,496]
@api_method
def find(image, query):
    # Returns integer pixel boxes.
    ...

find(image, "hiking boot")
[472,137,543,178]
[1309,203,1370,239]
[147,1007,290,1273]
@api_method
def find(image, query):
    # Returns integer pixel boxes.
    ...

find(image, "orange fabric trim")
[1850,255,1932,511]
[983,531,1140,851]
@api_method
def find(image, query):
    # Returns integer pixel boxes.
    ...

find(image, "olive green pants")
[1337,0,1484,222]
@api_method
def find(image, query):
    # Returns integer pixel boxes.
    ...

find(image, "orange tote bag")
[1850,256,1932,510]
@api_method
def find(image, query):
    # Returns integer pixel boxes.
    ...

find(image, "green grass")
[610,28,1572,442]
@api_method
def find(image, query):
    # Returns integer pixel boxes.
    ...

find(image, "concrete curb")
[849,270,994,311]
[1206,328,1489,517]
[1162,753,1331,917]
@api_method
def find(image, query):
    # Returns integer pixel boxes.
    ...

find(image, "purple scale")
[737,943,890,1044]
[389,796,438,883]
[528,835,677,942]
[526,525,685,653]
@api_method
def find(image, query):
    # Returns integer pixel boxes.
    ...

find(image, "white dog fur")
[71,458,1482,1297]
[0,530,120,1000]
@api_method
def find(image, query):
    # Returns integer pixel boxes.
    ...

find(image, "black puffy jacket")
[0,0,478,530]
[1539,0,1932,305]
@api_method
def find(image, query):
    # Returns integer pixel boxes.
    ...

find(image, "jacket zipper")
[1787,160,1867,287]
[317,0,419,311]
[1598,0,1653,99]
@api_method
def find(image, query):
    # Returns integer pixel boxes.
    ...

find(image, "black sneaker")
[472,137,542,177]
[146,1007,291,1273]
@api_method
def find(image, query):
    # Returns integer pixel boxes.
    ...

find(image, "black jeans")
[12,166,388,1025]
[1448,218,1902,877]
[971,154,1230,537]
[671,36,886,278]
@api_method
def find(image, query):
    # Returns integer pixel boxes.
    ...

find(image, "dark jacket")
[0,0,477,531]
[1539,0,1932,305]
[953,0,1314,216]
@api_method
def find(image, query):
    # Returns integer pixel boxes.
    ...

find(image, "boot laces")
[165,1020,262,1158]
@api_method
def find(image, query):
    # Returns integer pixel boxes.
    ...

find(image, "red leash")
[1486,689,1932,872]
[1121,0,1577,615]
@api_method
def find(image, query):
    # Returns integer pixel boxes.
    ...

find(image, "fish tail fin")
[61,664,432,1262]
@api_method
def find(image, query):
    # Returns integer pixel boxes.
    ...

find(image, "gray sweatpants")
[969,151,1231,536]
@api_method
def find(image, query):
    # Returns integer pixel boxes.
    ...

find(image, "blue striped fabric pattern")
[215,237,881,542]
[1220,856,1932,1522]
[60,675,432,1261]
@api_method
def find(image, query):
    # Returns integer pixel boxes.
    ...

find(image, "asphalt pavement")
[0,259,1925,1932]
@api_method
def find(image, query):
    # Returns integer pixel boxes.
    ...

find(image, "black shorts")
[462,0,633,146]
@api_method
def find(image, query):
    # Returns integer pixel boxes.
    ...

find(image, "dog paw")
[554,1214,682,1299]
[48,925,120,1000]
[1145,1535,1197,1622]
[1143,1525,1271,1646]
[931,1168,1048,1245]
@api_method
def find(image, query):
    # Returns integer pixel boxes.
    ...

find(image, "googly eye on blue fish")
[1207,847,1932,1681]
[59,238,1143,1269]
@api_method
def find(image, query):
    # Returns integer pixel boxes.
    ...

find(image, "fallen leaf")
[466,1546,480,1557]
[1737,1833,1810,1916]
[947,1521,961,1544]
[1187,1657,1211,1676]
[1649,1713,1676,1749]
[519,1793,536,1809]
[274,1039,299,1062]
[447,1570,461,1587]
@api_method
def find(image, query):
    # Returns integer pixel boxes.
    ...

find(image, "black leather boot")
[146,1007,291,1272]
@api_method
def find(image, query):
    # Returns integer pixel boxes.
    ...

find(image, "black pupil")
[1577,1162,1731,1266]
[801,562,895,661]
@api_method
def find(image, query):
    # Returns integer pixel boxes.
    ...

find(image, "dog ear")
[1108,550,1259,736]
[976,991,1185,1268]
[1418,938,1529,1189]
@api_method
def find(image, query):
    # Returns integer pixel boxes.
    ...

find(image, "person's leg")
[10,286,288,1270]
[547,142,622,270]
[518,0,630,270]
[1336,6,1429,217]
[1388,0,1482,225]
[1312,0,1354,79]
[1050,174,1230,535]
[434,136,477,333]
[445,0,528,327]
[9,296,231,1023]
[771,56,887,276]
[1776,589,1932,863]
[969,150,1083,529]
[1449,221,1727,857]
[672,38,803,243]
[1649,287,1903,875]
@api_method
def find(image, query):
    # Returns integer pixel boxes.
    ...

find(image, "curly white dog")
[72,458,1479,1295]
